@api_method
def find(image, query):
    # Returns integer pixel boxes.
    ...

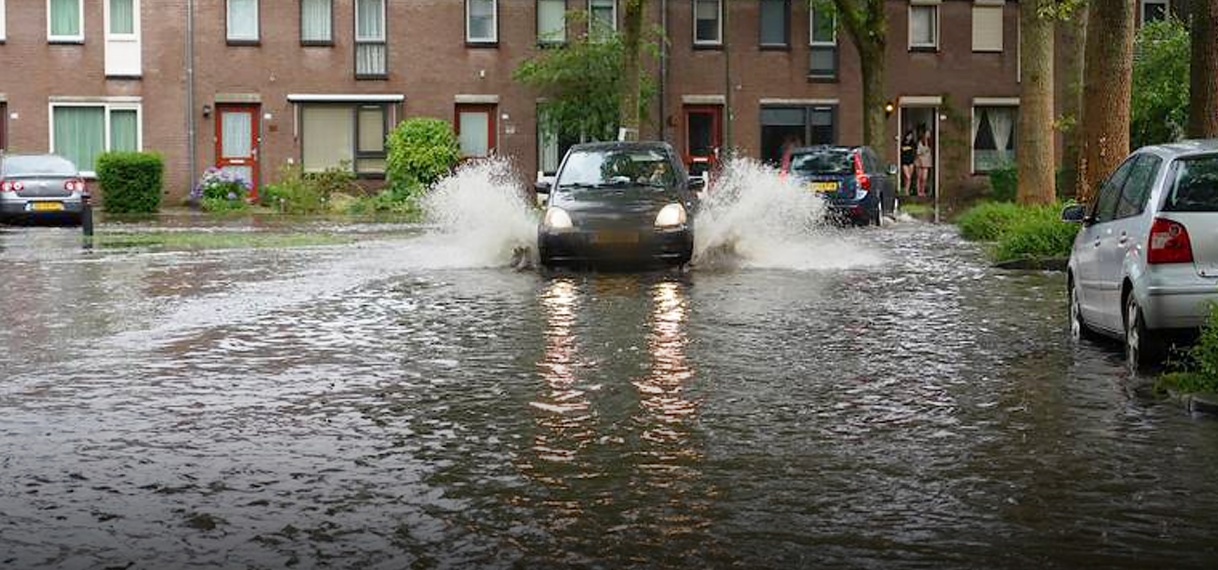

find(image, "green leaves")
[1132,18,1191,149]
[96,152,164,214]
[385,118,461,192]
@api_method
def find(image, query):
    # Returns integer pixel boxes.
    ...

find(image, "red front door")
[683,105,722,177]
[215,104,260,199]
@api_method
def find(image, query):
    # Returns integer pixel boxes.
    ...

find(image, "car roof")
[569,141,675,154]
[788,145,865,154]
[1141,138,1218,158]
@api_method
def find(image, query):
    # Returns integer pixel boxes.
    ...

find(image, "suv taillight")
[853,153,870,191]
[0,180,23,193]
[1147,217,1194,265]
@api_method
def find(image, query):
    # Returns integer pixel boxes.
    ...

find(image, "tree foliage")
[385,117,461,192]
[1132,18,1191,150]
[815,0,888,156]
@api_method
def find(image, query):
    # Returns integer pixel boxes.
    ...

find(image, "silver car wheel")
[1125,296,1141,372]
[1069,284,1083,341]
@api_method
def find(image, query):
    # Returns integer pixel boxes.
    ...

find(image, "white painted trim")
[692,0,723,46]
[682,94,726,105]
[759,98,839,106]
[973,97,1019,106]
[104,0,142,77]
[287,94,404,102]
[226,0,259,42]
[898,96,942,106]
[910,0,942,5]
[455,94,500,104]
[973,0,1004,5]
[46,0,85,43]
[49,96,142,104]
[465,0,498,43]
[0,0,7,42]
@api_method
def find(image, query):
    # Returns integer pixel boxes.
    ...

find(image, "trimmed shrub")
[96,152,164,214]
[386,118,461,192]
[991,214,1080,262]
[987,165,1017,203]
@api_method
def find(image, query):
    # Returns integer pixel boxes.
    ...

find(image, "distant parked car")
[535,141,701,268]
[1062,139,1218,370]
[0,154,88,224]
[781,145,895,226]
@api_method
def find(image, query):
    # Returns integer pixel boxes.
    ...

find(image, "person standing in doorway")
[915,126,933,197]
[900,130,916,196]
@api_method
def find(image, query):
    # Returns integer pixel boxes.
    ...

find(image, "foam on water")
[693,157,883,271]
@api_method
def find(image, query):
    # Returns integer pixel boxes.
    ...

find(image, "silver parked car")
[0,153,88,223]
[1062,139,1218,371]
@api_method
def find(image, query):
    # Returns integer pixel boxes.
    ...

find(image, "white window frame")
[1,0,7,42]
[355,0,387,77]
[908,2,940,51]
[226,0,259,43]
[971,0,1003,53]
[588,0,617,37]
[466,0,498,44]
[693,0,723,46]
[104,0,142,77]
[48,99,143,178]
[47,0,84,43]
[809,6,837,78]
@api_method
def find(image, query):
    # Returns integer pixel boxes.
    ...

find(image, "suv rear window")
[1164,155,1218,212]
[789,150,852,174]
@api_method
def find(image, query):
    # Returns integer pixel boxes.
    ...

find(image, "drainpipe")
[185,0,196,195]
[722,0,732,152]
[660,0,668,143]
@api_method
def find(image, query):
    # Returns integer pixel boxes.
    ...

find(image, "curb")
[993,257,1068,272]
[1188,392,1218,416]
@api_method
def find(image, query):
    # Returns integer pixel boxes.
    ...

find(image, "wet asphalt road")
[1,220,1217,569]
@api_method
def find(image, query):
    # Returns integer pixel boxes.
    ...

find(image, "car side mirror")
[534,179,552,194]
[688,176,706,191]
[887,164,898,176]
[1060,204,1087,224]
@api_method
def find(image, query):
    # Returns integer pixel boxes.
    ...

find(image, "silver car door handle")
[1094,239,1102,248]
[1117,235,1129,246]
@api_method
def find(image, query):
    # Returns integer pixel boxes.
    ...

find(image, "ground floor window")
[50,102,140,175]
[457,103,496,158]
[0,102,7,152]
[300,103,388,176]
[537,108,580,176]
[759,105,835,165]
[972,105,1017,173]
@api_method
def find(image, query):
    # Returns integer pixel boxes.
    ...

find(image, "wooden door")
[215,104,260,199]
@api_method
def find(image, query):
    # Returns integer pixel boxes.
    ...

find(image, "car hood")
[550,185,685,215]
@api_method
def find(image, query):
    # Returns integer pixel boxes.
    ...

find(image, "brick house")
[0,0,1188,204]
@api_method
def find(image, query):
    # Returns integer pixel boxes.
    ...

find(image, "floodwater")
[2,161,1217,569]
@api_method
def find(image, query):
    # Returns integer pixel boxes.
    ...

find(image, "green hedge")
[956,201,1080,262]
[956,202,1028,241]
[385,118,460,192]
[1158,304,1218,394]
[96,152,164,214]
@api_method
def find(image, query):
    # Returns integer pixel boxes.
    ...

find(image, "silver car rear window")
[2,155,78,177]
[1164,155,1218,213]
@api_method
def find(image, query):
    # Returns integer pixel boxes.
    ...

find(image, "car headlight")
[654,203,687,228]
[543,207,574,230]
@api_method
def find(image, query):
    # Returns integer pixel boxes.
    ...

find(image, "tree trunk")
[1060,6,1087,199]
[619,0,645,141]
[1190,0,1218,138]
[1017,0,1056,205]
[860,44,888,161]
[1078,0,1135,204]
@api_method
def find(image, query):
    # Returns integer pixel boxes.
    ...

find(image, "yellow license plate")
[31,202,64,212]
[592,230,639,245]
[810,181,839,193]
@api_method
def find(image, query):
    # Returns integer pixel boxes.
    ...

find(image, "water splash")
[693,157,883,271]
[411,158,540,269]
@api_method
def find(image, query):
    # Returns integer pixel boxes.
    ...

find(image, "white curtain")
[301,0,331,42]
[228,0,257,40]
[989,108,1014,163]
[221,111,252,158]
[459,111,490,157]
[302,106,353,172]
[910,6,935,46]
[50,0,80,37]
[109,0,134,34]
[356,0,383,40]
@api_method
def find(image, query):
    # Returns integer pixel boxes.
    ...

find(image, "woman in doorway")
[915,127,932,197]
[900,130,916,196]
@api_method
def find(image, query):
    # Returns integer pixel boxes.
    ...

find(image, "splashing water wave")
[693,158,884,271]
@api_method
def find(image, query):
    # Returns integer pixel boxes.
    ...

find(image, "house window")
[457,104,496,158]
[301,0,332,44]
[48,0,83,42]
[537,0,566,45]
[760,105,835,165]
[759,0,788,48]
[1141,0,1169,24]
[467,0,497,44]
[538,107,581,175]
[693,0,722,46]
[971,2,1003,52]
[50,103,141,176]
[972,105,1017,172]
[227,0,258,43]
[105,0,141,76]
[355,0,386,78]
[589,0,616,40]
[809,7,836,79]
[108,0,133,34]
[909,4,938,50]
[300,104,388,176]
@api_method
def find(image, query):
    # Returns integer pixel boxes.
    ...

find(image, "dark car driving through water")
[781,145,893,226]
[536,142,702,269]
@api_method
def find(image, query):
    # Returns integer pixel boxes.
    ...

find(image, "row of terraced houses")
[0,0,1186,203]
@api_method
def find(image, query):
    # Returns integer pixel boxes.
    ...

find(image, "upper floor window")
[758,0,789,48]
[467,0,497,44]
[48,0,83,42]
[693,0,722,46]
[355,0,386,78]
[301,0,333,44]
[107,0,134,35]
[538,0,566,45]
[971,1,1003,52]
[809,6,836,79]
[227,0,259,43]
[1141,0,1169,24]
[909,2,938,51]
[589,0,616,41]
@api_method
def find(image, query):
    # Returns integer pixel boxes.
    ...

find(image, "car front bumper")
[539,226,693,267]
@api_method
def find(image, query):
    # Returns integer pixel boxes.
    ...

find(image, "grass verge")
[94,231,356,252]
[955,201,1078,263]
[1156,304,1218,396]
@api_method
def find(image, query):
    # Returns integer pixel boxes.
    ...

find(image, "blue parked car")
[781,145,895,226]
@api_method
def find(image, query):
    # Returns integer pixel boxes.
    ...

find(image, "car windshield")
[2,155,77,177]
[789,149,853,174]
[556,149,676,190]
[1164,155,1218,212]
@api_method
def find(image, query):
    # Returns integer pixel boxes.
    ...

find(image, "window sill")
[693,42,724,51]
[48,38,85,45]
[807,74,839,83]
[301,40,334,47]
[971,49,1003,54]
[355,172,387,180]
[105,74,143,80]
[759,44,790,51]
[537,40,567,49]
[355,74,389,81]
[466,40,499,48]
[908,45,939,53]
[227,39,261,47]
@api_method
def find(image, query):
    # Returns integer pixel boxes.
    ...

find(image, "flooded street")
[3,193,1218,567]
